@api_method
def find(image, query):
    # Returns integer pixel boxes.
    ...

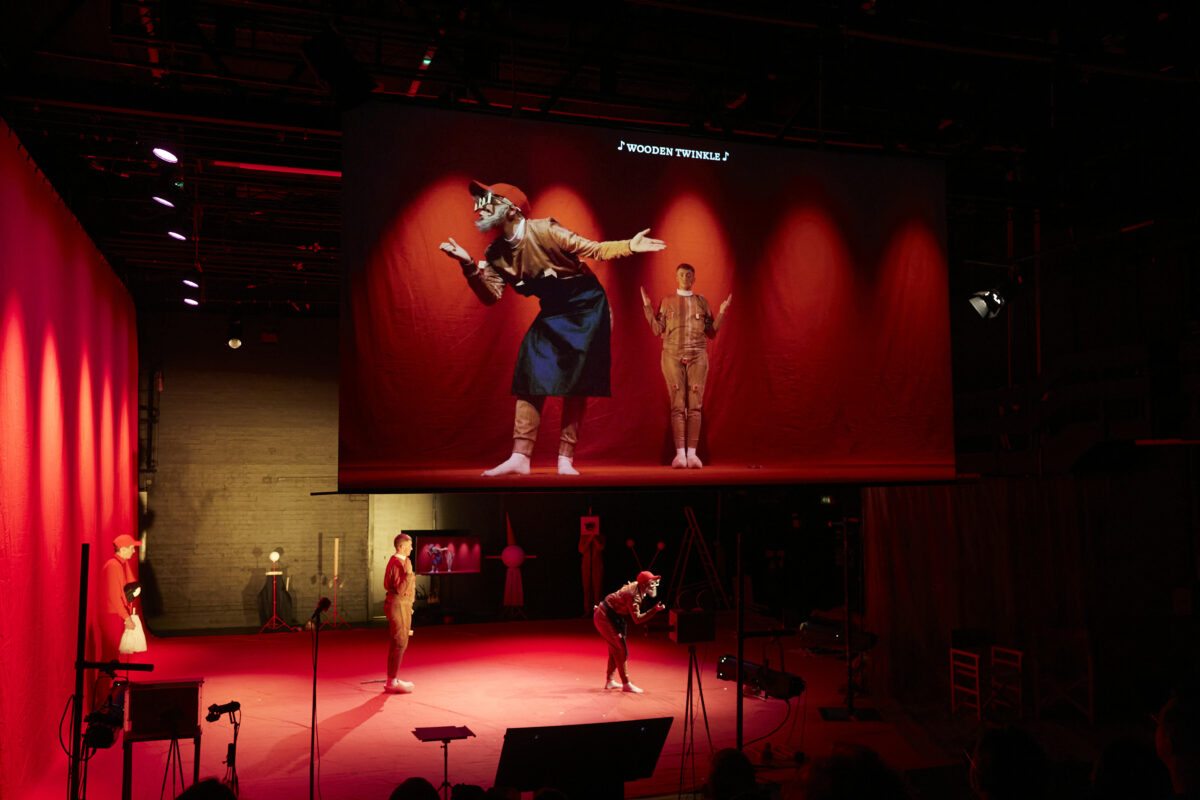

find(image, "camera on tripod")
[83,679,128,750]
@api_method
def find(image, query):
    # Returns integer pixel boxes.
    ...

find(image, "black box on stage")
[669,609,716,644]
[125,679,204,740]
[495,717,672,800]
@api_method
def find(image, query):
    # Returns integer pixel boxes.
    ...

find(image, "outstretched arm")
[711,293,732,334]
[641,286,666,335]
[631,601,666,625]
[438,236,505,305]
[630,229,666,253]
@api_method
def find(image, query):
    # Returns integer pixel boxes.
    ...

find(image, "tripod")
[678,645,713,797]
[160,731,187,800]
[321,537,350,630]
[259,569,295,633]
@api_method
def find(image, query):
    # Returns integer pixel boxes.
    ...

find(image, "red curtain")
[0,122,139,798]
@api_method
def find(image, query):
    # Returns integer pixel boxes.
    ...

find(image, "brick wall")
[139,311,367,631]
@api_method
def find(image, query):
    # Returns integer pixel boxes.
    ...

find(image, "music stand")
[412,726,474,800]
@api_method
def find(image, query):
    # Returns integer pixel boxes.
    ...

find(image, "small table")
[412,726,475,800]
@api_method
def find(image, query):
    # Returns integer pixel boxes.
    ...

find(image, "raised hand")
[438,236,472,265]
[640,286,653,308]
[630,229,666,253]
[720,294,732,315]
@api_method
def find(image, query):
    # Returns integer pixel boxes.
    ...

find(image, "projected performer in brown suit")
[641,263,731,468]
[438,181,665,476]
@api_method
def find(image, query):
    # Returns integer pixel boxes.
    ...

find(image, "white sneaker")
[622,682,644,694]
[605,679,621,690]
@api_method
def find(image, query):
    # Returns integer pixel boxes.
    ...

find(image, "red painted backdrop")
[0,122,139,798]
[340,106,954,489]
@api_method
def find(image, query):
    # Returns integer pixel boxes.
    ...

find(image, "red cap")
[113,534,141,548]
[469,180,531,218]
[637,570,661,585]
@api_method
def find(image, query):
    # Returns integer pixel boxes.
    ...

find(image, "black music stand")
[413,726,475,800]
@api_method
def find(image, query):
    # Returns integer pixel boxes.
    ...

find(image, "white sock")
[672,449,687,469]
[483,452,531,477]
[557,455,579,475]
[686,448,703,469]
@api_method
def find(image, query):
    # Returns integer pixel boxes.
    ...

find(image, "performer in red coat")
[384,533,416,694]
[99,534,140,667]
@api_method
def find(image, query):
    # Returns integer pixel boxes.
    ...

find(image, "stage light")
[152,195,175,208]
[227,317,244,350]
[269,549,281,563]
[183,298,199,306]
[168,230,187,241]
[716,655,806,700]
[152,146,179,164]
[183,277,199,288]
[968,288,1005,319]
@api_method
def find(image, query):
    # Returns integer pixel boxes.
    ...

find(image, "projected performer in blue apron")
[438,181,666,476]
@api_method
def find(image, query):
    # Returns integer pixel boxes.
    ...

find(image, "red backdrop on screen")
[340,106,953,489]
[0,123,139,799]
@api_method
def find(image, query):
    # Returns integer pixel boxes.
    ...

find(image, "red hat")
[113,534,141,548]
[469,180,531,218]
[637,570,661,585]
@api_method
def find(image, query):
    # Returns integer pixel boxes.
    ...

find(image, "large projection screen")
[340,104,954,490]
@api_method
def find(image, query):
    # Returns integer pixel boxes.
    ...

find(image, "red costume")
[384,552,416,686]
[592,572,663,691]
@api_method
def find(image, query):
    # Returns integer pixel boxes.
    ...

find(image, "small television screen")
[410,532,481,575]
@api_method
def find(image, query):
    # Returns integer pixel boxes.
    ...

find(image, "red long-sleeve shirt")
[101,555,136,619]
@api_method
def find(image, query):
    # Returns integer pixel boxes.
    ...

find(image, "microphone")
[310,597,331,622]
[206,701,240,722]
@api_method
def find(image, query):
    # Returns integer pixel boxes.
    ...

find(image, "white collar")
[676,289,694,297]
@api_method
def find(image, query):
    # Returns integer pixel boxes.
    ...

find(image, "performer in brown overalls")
[641,263,731,468]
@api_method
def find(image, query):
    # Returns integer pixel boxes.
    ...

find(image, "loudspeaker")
[716,655,805,700]
[669,609,716,644]
[125,679,204,741]
[495,717,672,800]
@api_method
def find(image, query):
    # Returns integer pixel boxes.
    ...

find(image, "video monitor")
[340,104,954,489]
[409,532,481,575]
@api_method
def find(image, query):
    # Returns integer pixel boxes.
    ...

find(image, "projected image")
[411,533,481,575]
[340,105,955,489]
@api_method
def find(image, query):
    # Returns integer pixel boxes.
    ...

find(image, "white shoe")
[622,682,644,694]
[686,453,703,469]
[557,456,579,476]
[605,679,621,690]
[671,453,687,469]
[483,453,530,477]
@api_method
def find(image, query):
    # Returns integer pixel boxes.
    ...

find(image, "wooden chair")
[950,647,982,719]
[989,645,1024,718]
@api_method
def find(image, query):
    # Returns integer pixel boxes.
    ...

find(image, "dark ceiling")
[2,1,1198,322]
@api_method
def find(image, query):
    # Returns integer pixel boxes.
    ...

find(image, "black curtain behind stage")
[863,456,1197,717]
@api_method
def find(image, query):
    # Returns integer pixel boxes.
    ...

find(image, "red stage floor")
[47,617,954,800]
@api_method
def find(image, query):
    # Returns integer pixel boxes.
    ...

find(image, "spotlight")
[152,146,179,164]
[167,230,187,241]
[269,549,281,563]
[152,195,175,208]
[968,289,1006,319]
[227,317,244,350]
[183,298,200,307]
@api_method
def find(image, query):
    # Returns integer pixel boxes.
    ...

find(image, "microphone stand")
[309,601,328,800]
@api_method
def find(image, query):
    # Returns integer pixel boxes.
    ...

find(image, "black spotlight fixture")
[968,288,1006,319]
